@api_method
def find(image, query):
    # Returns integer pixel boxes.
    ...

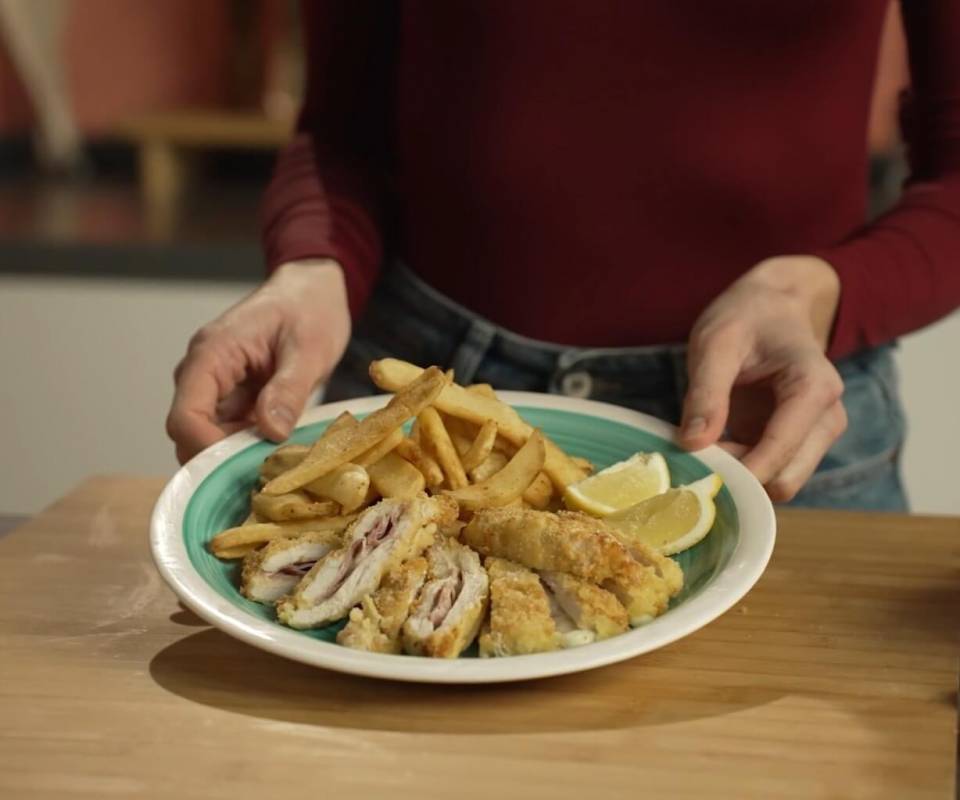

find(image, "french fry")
[469,450,509,483]
[326,410,360,433]
[492,435,518,457]
[259,412,357,481]
[259,416,372,511]
[354,426,404,468]
[446,412,513,459]
[303,463,370,513]
[521,471,553,509]
[210,515,355,557]
[572,455,595,475]
[461,419,498,472]
[418,406,469,490]
[260,444,308,481]
[251,490,339,522]
[370,359,585,490]
[466,383,497,399]
[264,366,447,494]
[440,413,477,456]
[444,430,546,510]
[212,544,259,560]
[395,437,445,488]
[367,451,427,498]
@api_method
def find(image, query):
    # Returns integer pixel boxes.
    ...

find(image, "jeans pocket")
[792,345,907,510]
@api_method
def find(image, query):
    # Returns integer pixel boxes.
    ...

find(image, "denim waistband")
[381,263,690,394]
[349,262,899,444]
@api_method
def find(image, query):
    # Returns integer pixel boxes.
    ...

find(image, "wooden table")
[1,477,957,799]
[0,514,25,539]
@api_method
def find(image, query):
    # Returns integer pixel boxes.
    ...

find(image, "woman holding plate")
[166,2,960,511]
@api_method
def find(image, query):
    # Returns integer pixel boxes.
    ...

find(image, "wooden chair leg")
[141,139,190,240]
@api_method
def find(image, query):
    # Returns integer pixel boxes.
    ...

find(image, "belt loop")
[450,318,497,384]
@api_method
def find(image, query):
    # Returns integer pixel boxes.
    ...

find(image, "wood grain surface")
[0,515,26,539]
[0,476,956,799]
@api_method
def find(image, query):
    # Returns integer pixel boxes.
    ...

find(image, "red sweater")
[261,1,960,359]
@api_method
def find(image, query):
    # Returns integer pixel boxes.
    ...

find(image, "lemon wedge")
[603,473,723,555]
[564,452,671,516]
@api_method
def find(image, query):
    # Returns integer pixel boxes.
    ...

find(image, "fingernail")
[269,405,295,430]
[684,416,707,437]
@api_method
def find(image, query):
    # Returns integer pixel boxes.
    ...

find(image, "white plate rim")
[150,392,776,684]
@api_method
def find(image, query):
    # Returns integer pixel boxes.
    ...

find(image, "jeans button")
[561,371,593,398]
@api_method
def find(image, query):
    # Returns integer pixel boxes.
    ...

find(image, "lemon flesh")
[604,474,722,555]
[564,452,670,516]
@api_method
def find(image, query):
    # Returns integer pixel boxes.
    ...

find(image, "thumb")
[255,337,327,442]
[680,330,743,450]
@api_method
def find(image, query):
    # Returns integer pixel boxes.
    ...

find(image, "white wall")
[0,274,957,516]
[0,276,255,514]
[895,312,960,515]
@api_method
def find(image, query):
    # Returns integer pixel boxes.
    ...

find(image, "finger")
[166,351,231,461]
[680,327,746,449]
[765,401,848,502]
[175,417,252,463]
[717,440,750,459]
[216,380,261,422]
[741,363,843,484]
[255,336,326,442]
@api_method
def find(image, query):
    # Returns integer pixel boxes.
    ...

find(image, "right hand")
[166,259,351,464]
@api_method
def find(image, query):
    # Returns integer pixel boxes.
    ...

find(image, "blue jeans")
[327,265,909,512]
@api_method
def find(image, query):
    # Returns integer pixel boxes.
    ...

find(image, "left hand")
[679,256,847,502]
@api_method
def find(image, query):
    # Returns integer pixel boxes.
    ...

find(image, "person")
[166,3,960,511]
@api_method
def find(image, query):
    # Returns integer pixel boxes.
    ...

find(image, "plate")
[151,392,775,683]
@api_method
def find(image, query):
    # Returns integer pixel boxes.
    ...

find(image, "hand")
[679,256,847,501]
[166,259,351,464]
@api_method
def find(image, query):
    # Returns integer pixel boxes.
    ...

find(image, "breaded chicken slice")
[337,557,429,654]
[463,507,632,582]
[240,530,342,604]
[277,496,442,629]
[479,557,559,657]
[462,507,671,625]
[402,537,489,658]
[539,570,629,640]
[599,525,684,596]
[602,566,670,626]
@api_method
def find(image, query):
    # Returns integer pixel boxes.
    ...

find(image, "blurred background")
[0,1,957,516]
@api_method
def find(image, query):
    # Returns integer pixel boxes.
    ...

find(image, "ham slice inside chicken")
[278,560,318,577]
[404,541,487,656]
[302,505,402,604]
[426,573,463,628]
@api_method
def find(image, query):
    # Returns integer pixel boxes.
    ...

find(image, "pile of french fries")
[209,359,593,560]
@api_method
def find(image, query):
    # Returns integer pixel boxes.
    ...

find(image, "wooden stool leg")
[141,139,189,240]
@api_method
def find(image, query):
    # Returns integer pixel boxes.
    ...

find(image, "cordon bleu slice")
[276,495,454,630]
[402,537,489,658]
[478,557,559,657]
[240,530,342,604]
[337,557,429,654]
[462,507,675,626]
[539,570,629,641]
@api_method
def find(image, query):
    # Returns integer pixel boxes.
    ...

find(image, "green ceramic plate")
[152,392,775,683]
